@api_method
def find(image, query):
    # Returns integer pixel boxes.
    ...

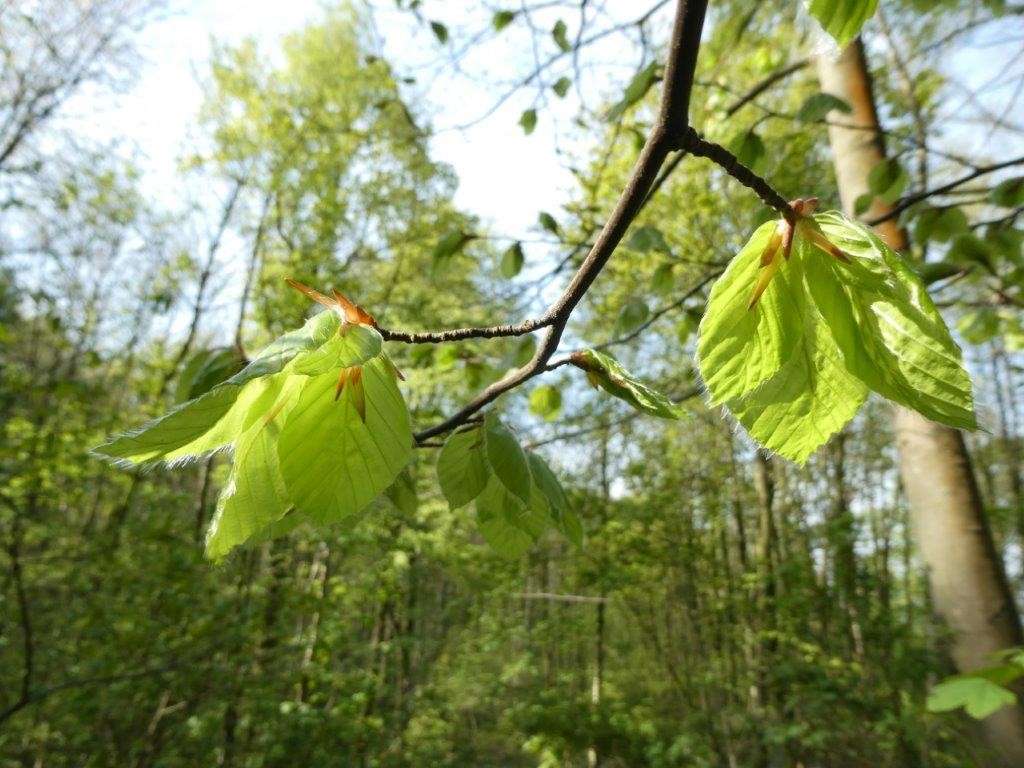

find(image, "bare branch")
[868,154,1024,225]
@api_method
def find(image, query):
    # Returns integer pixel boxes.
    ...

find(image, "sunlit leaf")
[927,676,1018,720]
[278,356,412,524]
[529,384,562,421]
[808,211,976,429]
[572,349,686,420]
[796,92,852,122]
[806,0,879,47]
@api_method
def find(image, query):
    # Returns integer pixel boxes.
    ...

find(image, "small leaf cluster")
[437,414,582,558]
[93,311,413,559]
[698,211,975,463]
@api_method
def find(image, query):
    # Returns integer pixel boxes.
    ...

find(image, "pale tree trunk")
[816,40,1024,765]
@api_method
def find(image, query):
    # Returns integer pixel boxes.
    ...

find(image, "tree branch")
[868,154,1024,225]
[411,0,711,443]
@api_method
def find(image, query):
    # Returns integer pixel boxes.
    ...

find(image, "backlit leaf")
[278,355,413,524]
[807,0,879,47]
[572,348,685,420]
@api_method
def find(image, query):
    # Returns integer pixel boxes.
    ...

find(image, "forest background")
[3,0,1024,766]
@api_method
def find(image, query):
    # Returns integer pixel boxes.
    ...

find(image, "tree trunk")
[816,39,1024,766]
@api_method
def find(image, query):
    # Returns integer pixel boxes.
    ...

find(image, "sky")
[75,0,661,239]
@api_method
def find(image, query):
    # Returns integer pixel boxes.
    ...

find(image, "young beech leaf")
[696,221,805,405]
[806,0,879,48]
[437,423,490,509]
[176,347,245,403]
[91,312,354,466]
[699,207,975,463]
[806,212,976,429]
[529,385,562,421]
[484,413,532,505]
[571,349,685,419]
[278,354,413,524]
[205,380,302,560]
[475,476,542,559]
[291,324,382,376]
[93,371,286,466]
[527,453,582,546]
[927,676,1018,720]
[726,289,869,464]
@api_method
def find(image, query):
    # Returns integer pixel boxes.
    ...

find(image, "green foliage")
[519,108,538,135]
[698,211,975,462]
[552,19,571,52]
[571,349,687,419]
[867,158,907,204]
[176,347,246,403]
[606,61,660,121]
[492,10,516,32]
[727,129,767,173]
[435,414,581,556]
[552,76,572,98]
[529,384,563,421]
[927,651,1024,719]
[501,241,525,277]
[806,0,879,47]
[627,225,672,254]
[795,92,852,122]
[95,314,412,557]
[989,176,1024,207]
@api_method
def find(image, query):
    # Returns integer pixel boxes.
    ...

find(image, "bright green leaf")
[205,410,294,561]
[697,221,805,405]
[291,324,383,376]
[278,356,412,524]
[529,385,562,422]
[809,211,977,429]
[552,76,572,98]
[806,0,880,47]
[573,348,686,420]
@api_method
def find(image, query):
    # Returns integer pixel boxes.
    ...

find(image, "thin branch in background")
[868,154,1024,225]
